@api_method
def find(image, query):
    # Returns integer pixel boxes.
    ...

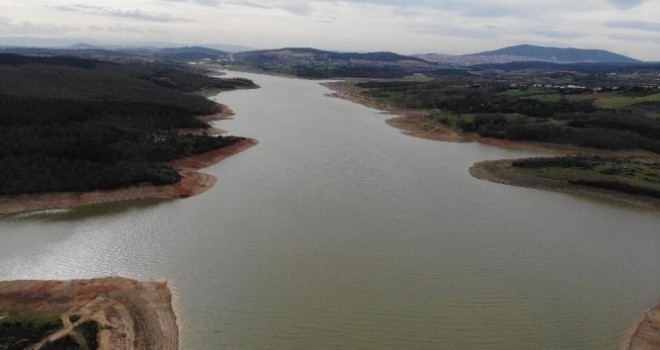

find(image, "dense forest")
[355,78,660,153]
[0,54,257,195]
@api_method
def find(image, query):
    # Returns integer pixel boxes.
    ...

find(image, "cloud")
[316,0,518,18]
[607,20,660,32]
[607,0,646,9]
[160,0,220,6]
[226,0,313,15]
[158,0,313,15]
[0,20,78,35]
[411,23,502,39]
[48,4,193,22]
[610,33,660,44]
[532,29,585,39]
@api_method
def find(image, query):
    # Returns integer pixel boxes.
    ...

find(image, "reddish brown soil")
[170,138,258,170]
[627,305,660,349]
[0,278,178,350]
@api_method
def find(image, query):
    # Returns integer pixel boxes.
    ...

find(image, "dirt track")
[0,278,178,350]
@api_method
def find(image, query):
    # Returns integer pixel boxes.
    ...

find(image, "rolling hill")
[417,44,641,66]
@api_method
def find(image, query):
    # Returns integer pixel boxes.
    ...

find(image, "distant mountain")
[68,43,101,50]
[236,47,429,65]
[475,45,640,63]
[0,45,232,63]
[0,36,80,48]
[232,48,434,78]
[416,44,641,66]
[157,46,230,61]
[202,44,253,53]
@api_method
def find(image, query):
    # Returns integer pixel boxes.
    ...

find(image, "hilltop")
[0,53,258,211]
[232,47,436,78]
[417,44,641,66]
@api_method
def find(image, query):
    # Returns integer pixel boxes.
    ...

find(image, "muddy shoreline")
[469,159,660,210]
[323,81,660,209]
[0,278,179,350]
[322,81,660,161]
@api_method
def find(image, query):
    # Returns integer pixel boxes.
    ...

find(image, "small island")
[0,54,258,215]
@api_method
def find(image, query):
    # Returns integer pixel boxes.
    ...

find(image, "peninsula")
[0,278,178,350]
[0,54,258,215]
[322,64,660,209]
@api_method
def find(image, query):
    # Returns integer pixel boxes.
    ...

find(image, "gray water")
[1,72,660,349]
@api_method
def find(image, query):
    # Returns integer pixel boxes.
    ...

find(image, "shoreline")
[321,81,660,161]
[469,159,660,210]
[323,80,660,209]
[0,137,258,216]
[0,277,179,350]
[626,304,660,349]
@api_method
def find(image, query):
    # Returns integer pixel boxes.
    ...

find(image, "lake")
[1,72,659,349]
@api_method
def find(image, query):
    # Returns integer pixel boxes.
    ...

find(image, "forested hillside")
[0,54,257,195]
[354,77,660,153]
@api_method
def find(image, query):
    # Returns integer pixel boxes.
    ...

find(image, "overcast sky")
[1,0,659,60]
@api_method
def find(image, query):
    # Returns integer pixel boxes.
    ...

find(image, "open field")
[594,93,660,109]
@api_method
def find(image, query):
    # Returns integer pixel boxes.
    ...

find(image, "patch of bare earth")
[0,278,178,350]
[626,305,660,349]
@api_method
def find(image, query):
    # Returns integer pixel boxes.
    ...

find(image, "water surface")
[2,72,660,349]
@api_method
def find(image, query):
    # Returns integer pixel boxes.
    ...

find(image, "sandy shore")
[0,278,178,350]
[469,159,660,210]
[0,138,258,215]
[626,304,660,349]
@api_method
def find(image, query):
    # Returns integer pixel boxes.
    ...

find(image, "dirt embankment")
[0,278,178,350]
[0,103,258,216]
[626,304,660,349]
[469,159,660,210]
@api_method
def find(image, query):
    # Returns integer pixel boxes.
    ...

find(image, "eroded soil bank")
[0,278,179,350]
[627,304,660,349]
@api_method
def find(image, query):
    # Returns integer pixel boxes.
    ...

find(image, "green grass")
[594,93,660,109]
[497,90,564,102]
[425,111,477,131]
[513,158,660,196]
[368,90,408,107]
